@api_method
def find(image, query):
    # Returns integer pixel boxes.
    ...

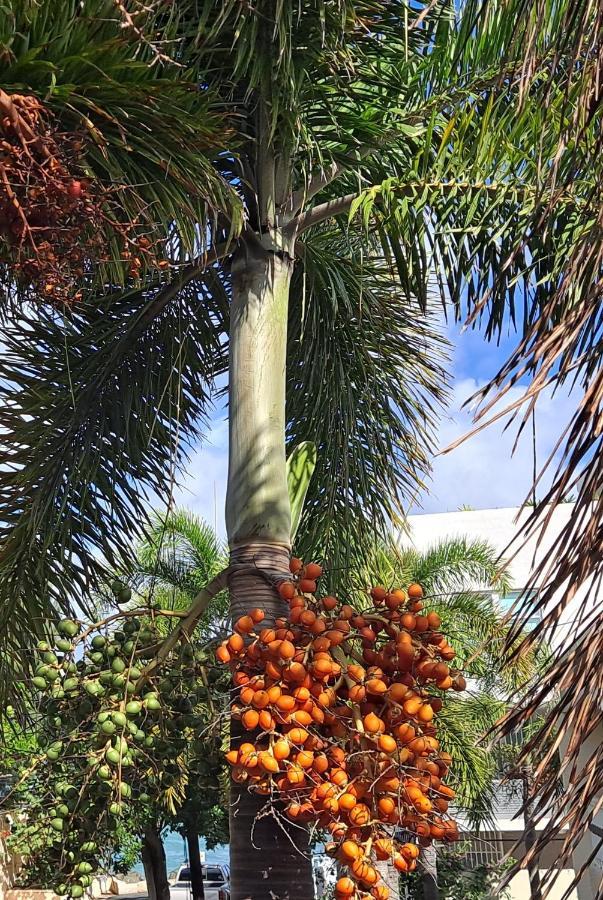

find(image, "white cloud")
[418,377,577,513]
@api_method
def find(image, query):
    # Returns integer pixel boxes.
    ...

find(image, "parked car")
[170,863,230,900]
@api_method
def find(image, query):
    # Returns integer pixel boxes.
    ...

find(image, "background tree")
[1,2,603,897]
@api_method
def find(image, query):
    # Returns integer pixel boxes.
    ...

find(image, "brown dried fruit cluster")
[0,89,164,303]
[216,559,465,900]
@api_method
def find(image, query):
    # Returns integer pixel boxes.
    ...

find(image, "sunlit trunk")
[141,827,170,900]
[225,245,315,900]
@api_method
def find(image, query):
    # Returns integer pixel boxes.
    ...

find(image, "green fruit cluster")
[14,608,230,899]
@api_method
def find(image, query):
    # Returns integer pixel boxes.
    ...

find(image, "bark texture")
[226,247,292,546]
[228,543,315,900]
[421,844,439,900]
[186,827,206,900]
[141,828,171,900]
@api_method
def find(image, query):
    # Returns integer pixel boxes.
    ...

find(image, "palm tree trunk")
[185,827,205,900]
[521,766,543,900]
[141,828,171,900]
[421,845,439,900]
[225,245,315,900]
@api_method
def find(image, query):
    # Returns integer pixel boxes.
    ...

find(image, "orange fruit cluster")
[216,560,464,900]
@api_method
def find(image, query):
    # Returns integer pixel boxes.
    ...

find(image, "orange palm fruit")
[340,839,362,861]
[216,644,231,663]
[241,709,259,730]
[235,615,255,634]
[322,595,338,611]
[278,581,296,600]
[408,583,424,599]
[363,712,384,733]
[349,803,370,826]
[377,796,396,818]
[378,734,397,754]
[249,607,265,622]
[335,877,355,897]
[258,710,275,731]
[338,792,357,812]
[374,838,393,860]
[299,578,317,594]
[371,586,387,603]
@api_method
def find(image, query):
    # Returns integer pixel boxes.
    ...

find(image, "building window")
[492,589,541,630]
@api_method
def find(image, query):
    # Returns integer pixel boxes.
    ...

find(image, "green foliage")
[403,844,514,899]
[8,600,229,897]
[287,442,317,541]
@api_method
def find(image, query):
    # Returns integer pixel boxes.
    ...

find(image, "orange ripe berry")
[338,793,357,812]
[335,877,355,897]
[427,611,441,629]
[258,751,279,773]
[266,684,282,703]
[322,796,339,815]
[251,690,270,709]
[287,765,306,786]
[225,750,239,765]
[371,586,387,604]
[433,662,450,681]
[400,613,416,631]
[374,838,393,860]
[304,562,323,580]
[407,583,424,599]
[330,768,349,787]
[322,595,338,611]
[339,604,354,620]
[292,710,313,726]
[278,639,295,660]
[387,682,408,703]
[300,609,317,627]
[287,727,309,745]
[366,678,388,696]
[241,709,259,730]
[378,796,396,818]
[289,557,303,574]
[258,710,275,731]
[401,843,420,861]
[273,739,291,761]
[378,734,397,754]
[414,615,429,633]
[325,629,345,646]
[403,696,422,717]
[299,578,317,594]
[379,775,400,793]
[363,712,384,734]
[235,615,254,634]
[393,854,408,873]
[373,886,390,900]
[313,657,333,677]
[312,753,329,774]
[278,581,296,600]
[293,685,311,702]
[437,676,454,690]
[239,750,258,768]
[414,796,432,814]
[249,607,265,623]
[216,644,231,663]
[240,685,255,705]
[349,684,366,703]
[417,703,434,723]
[275,693,296,712]
[312,635,331,652]
[349,803,370,826]
[396,723,416,743]
[340,839,362,861]
[259,628,276,644]
[295,750,314,768]
[385,590,405,610]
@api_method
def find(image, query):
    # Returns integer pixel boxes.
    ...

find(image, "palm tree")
[349,536,540,899]
[1,3,602,897]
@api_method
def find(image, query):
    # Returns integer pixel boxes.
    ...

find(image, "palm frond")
[0,272,228,654]
[287,225,449,573]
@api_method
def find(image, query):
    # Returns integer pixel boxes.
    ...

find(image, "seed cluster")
[217,560,464,900]
[0,90,163,303]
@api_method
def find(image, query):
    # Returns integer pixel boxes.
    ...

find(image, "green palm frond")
[134,509,228,631]
[438,694,505,830]
[0,275,228,649]
[287,226,449,571]
[0,0,241,293]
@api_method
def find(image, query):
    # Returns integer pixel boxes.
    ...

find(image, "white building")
[403,504,602,900]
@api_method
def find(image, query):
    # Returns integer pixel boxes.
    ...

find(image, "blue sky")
[174,320,576,535]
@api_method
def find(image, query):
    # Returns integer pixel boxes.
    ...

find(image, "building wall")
[402,505,602,898]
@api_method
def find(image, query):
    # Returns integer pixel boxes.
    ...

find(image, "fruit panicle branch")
[217,559,466,900]
[0,89,167,304]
